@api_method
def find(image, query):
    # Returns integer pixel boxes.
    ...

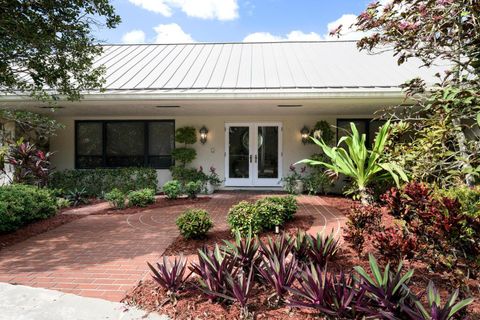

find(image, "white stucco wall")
[50,114,373,189]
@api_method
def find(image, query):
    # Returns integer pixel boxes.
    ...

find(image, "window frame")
[336,118,386,148]
[75,120,175,169]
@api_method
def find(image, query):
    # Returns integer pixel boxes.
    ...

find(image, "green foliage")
[50,168,158,197]
[299,121,408,204]
[303,171,332,195]
[437,186,479,218]
[163,180,182,199]
[227,196,298,235]
[127,188,155,207]
[170,167,207,185]
[176,209,213,239]
[0,110,64,146]
[175,126,197,145]
[308,120,335,145]
[56,197,71,209]
[0,184,57,232]
[185,181,203,199]
[171,148,197,167]
[1,1,120,102]
[65,188,89,207]
[281,166,304,194]
[227,201,263,236]
[105,188,126,209]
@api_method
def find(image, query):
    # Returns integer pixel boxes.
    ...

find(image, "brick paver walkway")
[0,192,345,302]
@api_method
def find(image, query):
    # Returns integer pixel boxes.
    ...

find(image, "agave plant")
[297,120,408,204]
[147,254,190,304]
[259,233,294,259]
[291,231,312,264]
[402,281,473,320]
[256,249,298,305]
[287,263,364,318]
[223,230,260,274]
[354,254,413,318]
[190,245,237,301]
[306,232,340,268]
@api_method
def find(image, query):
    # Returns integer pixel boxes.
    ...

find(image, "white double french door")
[225,123,282,187]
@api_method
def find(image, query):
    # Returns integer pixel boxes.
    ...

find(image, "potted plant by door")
[281,165,306,194]
[205,166,222,194]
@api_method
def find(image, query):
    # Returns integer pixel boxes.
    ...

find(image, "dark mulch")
[92,197,211,216]
[163,214,315,256]
[0,214,84,250]
[125,195,480,319]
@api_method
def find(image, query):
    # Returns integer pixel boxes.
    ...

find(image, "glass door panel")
[228,126,250,178]
[257,126,278,179]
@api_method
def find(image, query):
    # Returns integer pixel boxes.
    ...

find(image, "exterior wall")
[50,114,373,190]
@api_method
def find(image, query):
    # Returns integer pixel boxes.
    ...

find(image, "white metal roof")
[94,41,442,94]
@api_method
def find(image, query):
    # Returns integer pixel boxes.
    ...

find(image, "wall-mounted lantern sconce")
[301,126,310,144]
[199,126,209,144]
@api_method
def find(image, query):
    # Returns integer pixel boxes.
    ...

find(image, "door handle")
[249,155,252,163]
[255,155,257,163]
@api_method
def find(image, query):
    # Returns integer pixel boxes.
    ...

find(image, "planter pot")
[294,180,304,194]
[205,182,215,195]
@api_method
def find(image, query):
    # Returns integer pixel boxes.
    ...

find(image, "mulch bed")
[163,214,315,256]
[92,197,211,216]
[123,195,480,319]
[0,214,84,250]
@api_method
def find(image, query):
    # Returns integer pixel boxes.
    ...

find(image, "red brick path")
[0,192,345,302]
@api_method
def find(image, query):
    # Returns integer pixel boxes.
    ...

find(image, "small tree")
[298,121,408,204]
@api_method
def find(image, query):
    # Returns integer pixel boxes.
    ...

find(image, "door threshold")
[220,186,285,191]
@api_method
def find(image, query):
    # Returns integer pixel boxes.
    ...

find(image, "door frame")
[224,122,283,187]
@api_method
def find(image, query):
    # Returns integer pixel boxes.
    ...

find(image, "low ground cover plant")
[184,180,202,199]
[128,188,155,207]
[227,196,298,235]
[0,184,57,232]
[176,209,213,239]
[105,188,126,209]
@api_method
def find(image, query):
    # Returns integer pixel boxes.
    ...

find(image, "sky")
[93,0,375,44]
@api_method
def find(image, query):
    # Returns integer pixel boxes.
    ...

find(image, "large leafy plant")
[298,120,408,204]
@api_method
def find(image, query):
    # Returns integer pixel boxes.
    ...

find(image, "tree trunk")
[359,188,373,205]
[452,118,475,187]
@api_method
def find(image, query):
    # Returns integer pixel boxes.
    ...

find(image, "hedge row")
[0,184,58,232]
[49,167,158,197]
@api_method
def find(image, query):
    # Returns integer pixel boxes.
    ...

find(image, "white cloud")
[154,23,195,43]
[243,30,321,42]
[128,0,238,21]
[324,14,367,40]
[121,30,146,44]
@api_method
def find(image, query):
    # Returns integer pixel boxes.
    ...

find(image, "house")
[0,41,441,189]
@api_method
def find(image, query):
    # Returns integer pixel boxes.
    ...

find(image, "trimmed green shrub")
[227,201,263,236]
[255,198,286,230]
[128,188,156,207]
[171,148,197,166]
[56,197,71,209]
[175,126,197,145]
[163,180,182,199]
[0,184,57,232]
[170,167,207,185]
[265,195,298,221]
[50,167,158,197]
[105,188,126,209]
[227,196,299,235]
[176,209,213,239]
[185,180,202,199]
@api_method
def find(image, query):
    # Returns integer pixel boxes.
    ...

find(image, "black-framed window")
[336,119,386,148]
[75,120,175,169]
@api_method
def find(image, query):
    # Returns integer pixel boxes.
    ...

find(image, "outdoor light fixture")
[199,126,208,144]
[301,126,310,144]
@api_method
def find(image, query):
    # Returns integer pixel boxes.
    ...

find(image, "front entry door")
[225,123,282,187]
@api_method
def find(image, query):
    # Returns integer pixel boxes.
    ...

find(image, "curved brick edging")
[0,192,345,302]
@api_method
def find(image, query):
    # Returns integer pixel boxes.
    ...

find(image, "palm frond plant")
[297,120,408,204]
[147,254,190,305]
